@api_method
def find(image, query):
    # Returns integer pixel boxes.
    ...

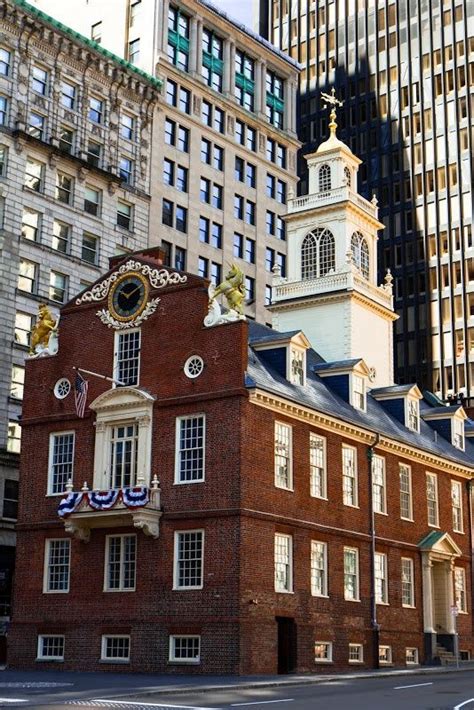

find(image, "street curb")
[100,664,474,700]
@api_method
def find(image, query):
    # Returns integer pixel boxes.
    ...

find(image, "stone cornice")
[270,289,398,321]
[249,389,474,477]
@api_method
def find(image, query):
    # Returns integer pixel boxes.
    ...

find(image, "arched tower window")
[301,228,335,280]
[344,166,351,187]
[319,164,331,192]
[351,232,370,279]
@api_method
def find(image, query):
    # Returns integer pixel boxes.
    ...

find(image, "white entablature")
[270,110,397,388]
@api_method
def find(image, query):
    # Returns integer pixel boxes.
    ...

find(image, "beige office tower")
[34,0,301,324]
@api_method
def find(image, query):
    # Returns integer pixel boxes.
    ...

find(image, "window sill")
[275,484,294,492]
[343,503,360,509]
[400,517,414,523]
[275,589,294,594]
[311,593,329,599]
[375,511,388,516]
[402,604,416,609]
[36,658,64,663]
[344,597,361,603]
[376,601,389,606]
[348,660,364,664]
[99,659,130,664]
[173,479,205,486]
[172,586,204,591]
[314,659,333,664]
[168,659,200,665]
[310,495,328,501]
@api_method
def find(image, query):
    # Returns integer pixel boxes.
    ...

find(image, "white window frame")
[274,422,293,491]
[310,540,328,597]
[43,538,71,594]
[454,567,467,613]
[113,329,141,387]
[173,530,204,590]
[452,417,465,451]
[169,635,201,664]
[426,472,439,527]
[399,464,413,521]
[406,397,420,433]
[378,645,392,664]
[47,431,75,496]
[310,433,327,499]
[104,534,137,592]
[344,547,360,601]
[100,635,130,662]
[374,552,388,604]
[174,414,206,484]
[372,455,387,514]
[451,480,464,533]
[401,557,415,608]
[342,445,358,507]
[348,643,364,663]
[275,532,293,593]
[288,346,306,386]
[351,373,366,411]
[37,635,65,661]
[90,388,154,491]
[405,647,419,665]
[314,641,332,663]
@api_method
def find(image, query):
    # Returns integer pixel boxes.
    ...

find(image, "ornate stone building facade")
[0,0,160,651]
[34,0,301,324]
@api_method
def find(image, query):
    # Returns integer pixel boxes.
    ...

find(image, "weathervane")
[321,87,343,136]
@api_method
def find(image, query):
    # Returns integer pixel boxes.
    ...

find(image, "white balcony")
[273,269,393,310]
[57,477,162,542]
[288,186,378,219]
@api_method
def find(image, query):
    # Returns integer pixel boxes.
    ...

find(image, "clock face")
[108,272,149,322]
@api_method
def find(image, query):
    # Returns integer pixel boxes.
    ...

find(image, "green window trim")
[168,29,190,53]
[266,93,284,112]
[202,52,224,74]
[236,73,255,94]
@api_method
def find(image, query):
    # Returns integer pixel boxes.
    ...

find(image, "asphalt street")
[1,669,474,710]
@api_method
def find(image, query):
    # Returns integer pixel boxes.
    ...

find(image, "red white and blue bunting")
[58,492,83,518]
[57,486,150,517]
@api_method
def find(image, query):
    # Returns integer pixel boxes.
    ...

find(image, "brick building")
[9,127,474,674]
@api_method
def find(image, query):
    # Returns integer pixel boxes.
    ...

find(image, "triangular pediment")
[90,387,155,413]
[418,531,462,558]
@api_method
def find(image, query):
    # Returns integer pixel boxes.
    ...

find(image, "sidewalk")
[2,662,474,699]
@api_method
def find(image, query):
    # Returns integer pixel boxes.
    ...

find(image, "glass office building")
[259,0,473,402]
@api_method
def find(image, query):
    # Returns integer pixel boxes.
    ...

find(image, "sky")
[217,0,254,29]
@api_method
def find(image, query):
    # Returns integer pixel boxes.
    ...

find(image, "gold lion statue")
[30,304,58,355]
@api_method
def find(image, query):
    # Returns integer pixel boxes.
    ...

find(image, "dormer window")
[319,164,331,192]
[352,374,366,411]
[453,418,465,451]
[407,398,420,433]
[290,347,305,386]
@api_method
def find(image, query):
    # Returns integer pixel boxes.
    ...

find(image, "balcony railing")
[57,476,162,542]
[288,186,378,219]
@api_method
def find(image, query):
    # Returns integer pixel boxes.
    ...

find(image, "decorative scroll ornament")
[29,304,60,358]
[75,260,187,305]
[204,264,246,328]
[96,297,161,330]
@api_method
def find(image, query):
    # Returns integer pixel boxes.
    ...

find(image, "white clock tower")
[270,94,397,388]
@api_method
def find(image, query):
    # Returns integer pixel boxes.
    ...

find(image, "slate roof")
[250,330,303,346]
[371,384,419,396]
[246,321,474,469]
[421,406,464,416]
[313,359,364,372]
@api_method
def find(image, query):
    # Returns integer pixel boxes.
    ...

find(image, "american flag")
[74,371,89,418]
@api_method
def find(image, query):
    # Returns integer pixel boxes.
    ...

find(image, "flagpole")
[73,367,125,386]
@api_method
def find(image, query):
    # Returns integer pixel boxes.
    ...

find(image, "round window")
[54,378,71,399]
[184,356,204,379]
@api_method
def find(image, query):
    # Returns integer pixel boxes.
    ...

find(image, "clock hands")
[121,284,143,300]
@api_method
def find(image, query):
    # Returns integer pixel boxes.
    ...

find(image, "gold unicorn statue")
[204,263,247,327]
[212,263,246,315]
[29,304,59,356]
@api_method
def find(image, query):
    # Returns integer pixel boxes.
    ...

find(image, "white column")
[422,555,435,633]
[224,40,235,98]
[160,0,170,57]
[255,59,266,117]
[189,16,203,76]
[284,80,296,133]
[446,560,456,634]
